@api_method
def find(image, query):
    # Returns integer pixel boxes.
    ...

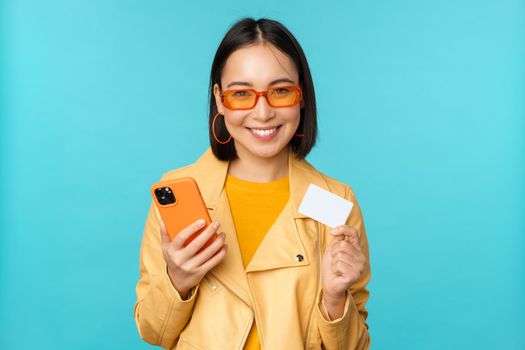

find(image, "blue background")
[1,1,524,349]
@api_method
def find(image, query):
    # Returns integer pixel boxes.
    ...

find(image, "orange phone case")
[150,177,216,251]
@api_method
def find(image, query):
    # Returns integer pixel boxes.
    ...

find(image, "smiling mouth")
[248,126,281,137]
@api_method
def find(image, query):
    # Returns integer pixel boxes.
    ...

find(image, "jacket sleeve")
[133,201,200,349]
[312,187,371,350]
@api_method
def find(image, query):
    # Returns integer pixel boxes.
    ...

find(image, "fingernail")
[213,221,220,229]
[197,219,205,226]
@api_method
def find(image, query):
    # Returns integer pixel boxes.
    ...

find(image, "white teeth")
[251,127,277,136]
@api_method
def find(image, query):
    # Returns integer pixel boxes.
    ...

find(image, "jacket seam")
[209,272,254,349]
[305,219,323,348]
[158,293,176,346]
[237,312,254,350]
[245,275,265,350]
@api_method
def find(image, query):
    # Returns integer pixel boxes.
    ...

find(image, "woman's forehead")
[221,43,299,89]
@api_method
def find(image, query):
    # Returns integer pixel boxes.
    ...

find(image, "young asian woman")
[134,17,371,350]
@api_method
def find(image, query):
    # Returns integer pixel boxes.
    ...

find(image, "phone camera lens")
[155,187,176,205]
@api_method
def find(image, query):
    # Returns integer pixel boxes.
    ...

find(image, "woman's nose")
[252,95,273,121]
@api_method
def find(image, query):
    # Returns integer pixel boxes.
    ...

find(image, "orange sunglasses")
[221,85,302,110]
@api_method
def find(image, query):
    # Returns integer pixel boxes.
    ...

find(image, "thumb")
[159,218,171,244]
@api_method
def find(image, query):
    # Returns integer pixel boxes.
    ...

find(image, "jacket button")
[296,254,304,262]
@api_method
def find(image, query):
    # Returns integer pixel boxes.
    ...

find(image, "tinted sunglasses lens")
[225,90,256,109]
[268,87,300,107]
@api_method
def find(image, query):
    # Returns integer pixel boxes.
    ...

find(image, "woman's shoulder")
[294,157,357,201]
[156,148,225,181]
[159,163,194,181]
[318,169,357,202]
[156,159,200,182]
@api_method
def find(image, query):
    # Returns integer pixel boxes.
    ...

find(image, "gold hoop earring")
[212,112,232,144]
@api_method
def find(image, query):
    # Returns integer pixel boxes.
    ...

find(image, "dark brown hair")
[208,17,317,160]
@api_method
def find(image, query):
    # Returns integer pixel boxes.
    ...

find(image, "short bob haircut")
[208,17,317,161]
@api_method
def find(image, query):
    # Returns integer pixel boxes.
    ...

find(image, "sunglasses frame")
[221,84,303,110]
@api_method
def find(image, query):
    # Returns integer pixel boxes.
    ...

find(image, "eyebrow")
[226,78,295,88]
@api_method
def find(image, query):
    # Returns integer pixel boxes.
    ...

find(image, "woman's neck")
[228,146,289,183]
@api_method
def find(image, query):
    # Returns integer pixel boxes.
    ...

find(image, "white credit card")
[298,184,353,228]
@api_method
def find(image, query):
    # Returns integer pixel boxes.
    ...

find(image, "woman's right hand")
[159,218,227,299]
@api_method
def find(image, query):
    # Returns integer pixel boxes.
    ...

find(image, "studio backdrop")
[1,1,524,349]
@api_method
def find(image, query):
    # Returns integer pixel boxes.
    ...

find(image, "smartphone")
[151,177,216,251]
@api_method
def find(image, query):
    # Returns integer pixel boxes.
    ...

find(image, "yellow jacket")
[134,148,371,350]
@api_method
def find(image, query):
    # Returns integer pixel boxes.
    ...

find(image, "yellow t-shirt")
[225,174,290,350]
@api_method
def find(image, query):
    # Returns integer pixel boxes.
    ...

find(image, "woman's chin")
[236,142,289,160]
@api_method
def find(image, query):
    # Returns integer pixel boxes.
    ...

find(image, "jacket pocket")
[177,337,207,350]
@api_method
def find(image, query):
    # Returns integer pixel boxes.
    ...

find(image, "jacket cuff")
[315,288,352,348]
[146,267,199,347]
[163,266,199,302]
[135,269,199,348]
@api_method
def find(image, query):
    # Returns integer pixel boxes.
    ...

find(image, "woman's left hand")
[321,225,366,319]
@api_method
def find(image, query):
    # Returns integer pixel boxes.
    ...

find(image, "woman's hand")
[321,225,366,319]
[159,218,227,299]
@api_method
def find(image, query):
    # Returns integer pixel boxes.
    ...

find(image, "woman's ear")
[213,83,224,114]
